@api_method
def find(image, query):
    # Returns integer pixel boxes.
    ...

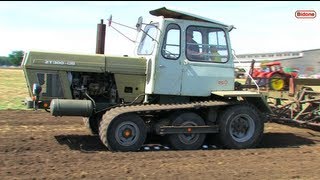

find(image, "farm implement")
[267,79,320,130]
[239,59,320,130]
[241,76,320,130]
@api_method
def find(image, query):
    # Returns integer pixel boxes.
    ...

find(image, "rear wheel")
[269,73,285,90]
[218,104,264,149]
[99,113,147,152]
[168,112,206,150]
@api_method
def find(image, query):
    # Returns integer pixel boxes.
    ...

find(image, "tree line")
[0,51,24,66]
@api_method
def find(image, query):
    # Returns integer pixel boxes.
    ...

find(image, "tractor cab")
[136,7,236,97]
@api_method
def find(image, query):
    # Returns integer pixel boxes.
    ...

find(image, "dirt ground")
[1,110,320,179]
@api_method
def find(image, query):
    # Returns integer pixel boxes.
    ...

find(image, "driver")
[186,31,201,60]
[186,31,200,54]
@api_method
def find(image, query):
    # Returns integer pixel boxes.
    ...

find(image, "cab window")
[161,23,181,60]
[186,26,229,63]
[137,23,159,55]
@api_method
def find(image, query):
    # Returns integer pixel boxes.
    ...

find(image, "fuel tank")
[50,99,93,117]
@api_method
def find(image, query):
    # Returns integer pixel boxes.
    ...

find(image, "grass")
[0,68,318,110]
[0,68,29,110]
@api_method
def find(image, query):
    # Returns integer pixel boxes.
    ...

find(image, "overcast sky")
[0,1,319,56]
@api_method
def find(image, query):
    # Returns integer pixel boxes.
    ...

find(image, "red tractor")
[252,61,298,91]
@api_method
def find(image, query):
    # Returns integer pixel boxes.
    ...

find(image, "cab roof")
[149,7,229,27]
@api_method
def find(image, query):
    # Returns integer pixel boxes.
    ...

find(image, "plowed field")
[1,110,320,179]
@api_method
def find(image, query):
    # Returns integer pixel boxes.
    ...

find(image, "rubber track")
[99,100,232,150]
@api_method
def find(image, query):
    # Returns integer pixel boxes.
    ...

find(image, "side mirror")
[136,16,143,32]
[108,15,112,27]
[32,83,42,97]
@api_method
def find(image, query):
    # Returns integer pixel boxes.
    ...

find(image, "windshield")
[137,23,159,55]
[186,26,229,63]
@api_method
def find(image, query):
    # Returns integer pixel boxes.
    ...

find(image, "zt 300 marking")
[44,60,76,66]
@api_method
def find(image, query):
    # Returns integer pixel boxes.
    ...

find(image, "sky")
[0,1,319,57]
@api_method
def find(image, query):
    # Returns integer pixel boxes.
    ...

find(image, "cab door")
[153,23,183,95]
[180,25,234,96]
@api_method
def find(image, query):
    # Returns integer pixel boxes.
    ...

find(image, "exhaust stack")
[96,19,106,54]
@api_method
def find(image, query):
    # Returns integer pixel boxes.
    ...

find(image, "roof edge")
[149,7,229,27]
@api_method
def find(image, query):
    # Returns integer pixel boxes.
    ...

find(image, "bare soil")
[1,110,320,179]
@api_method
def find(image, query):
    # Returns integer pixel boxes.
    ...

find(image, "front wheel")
[218,104,264,149]
[99,113,147,152]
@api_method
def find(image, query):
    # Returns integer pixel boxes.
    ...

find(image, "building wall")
[279,49,320,77]
[235,49,320,78]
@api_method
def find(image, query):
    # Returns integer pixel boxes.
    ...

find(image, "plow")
[245,77,320,130]
[239,59,320,130]
[268,80,320,130]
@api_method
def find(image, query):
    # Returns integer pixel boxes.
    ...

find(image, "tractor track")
[99,100,234,150]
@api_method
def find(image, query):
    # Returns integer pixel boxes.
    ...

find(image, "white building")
[234,50,303,71]
[234,49,320,78]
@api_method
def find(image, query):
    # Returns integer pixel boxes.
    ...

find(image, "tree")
[8,50,24,66]
[0,56,12,66]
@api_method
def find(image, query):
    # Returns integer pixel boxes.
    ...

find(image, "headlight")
[32,83,42,96]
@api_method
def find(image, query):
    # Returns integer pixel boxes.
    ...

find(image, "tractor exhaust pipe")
[96,19,106,54]
[50,99,93,117]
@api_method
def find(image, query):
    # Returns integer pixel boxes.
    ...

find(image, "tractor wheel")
[269,73,285,91]
[218,104,264,149]
[83,115,101,135]
[168,112,206,150]
[99,113,147,152]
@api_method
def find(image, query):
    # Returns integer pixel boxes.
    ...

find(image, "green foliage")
[8,50,25,66]
[0,56,12,66]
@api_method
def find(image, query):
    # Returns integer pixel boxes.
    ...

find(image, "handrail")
[232,52,260,93]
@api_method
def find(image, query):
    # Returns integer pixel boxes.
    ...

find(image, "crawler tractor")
[22,7,271,151]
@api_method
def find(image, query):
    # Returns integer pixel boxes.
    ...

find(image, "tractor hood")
[22,51,146,75]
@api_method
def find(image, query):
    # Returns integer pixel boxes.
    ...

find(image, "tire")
[99,113,147,152]
[269,73,285,91]
[218,104,264,149]
[83,115,101,135]
[168,112,206,150]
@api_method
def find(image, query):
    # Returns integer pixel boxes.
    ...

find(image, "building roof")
[301,48,320,53]
[238,48,320,57]
[149,7,229,27]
